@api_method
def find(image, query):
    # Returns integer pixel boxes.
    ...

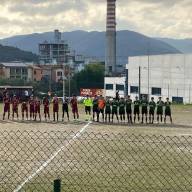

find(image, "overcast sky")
[0,0,191,39]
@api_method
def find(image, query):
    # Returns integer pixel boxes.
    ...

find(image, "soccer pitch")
[1,104,192,191]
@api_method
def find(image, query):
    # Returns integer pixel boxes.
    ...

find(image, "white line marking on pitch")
[13,121,92,192]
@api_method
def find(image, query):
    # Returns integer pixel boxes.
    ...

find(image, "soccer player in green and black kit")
[105,97,111,122]
[119,98,126,123]
[157,97,164,123]
[92,95,98,121]
[112,98,119,123]
[141,95,148,124]
[134,96,140,123]
[125,95,132,123]
[164,98,173,124]
[149,97,156,124]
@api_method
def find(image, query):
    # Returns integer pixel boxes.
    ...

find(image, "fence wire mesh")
[1,130,192,192]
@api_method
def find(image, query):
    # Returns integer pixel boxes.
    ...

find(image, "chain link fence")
[1,130,192,191]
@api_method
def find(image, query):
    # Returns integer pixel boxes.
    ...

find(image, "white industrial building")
[105,53,192,103]
[104,76,126,98]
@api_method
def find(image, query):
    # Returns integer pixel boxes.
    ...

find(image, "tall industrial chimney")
[105,0,116,76]
[54,29,61,43]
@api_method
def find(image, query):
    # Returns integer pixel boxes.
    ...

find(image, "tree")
[72,63,104,94]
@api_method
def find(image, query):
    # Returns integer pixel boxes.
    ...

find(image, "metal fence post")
[54,179,61,192]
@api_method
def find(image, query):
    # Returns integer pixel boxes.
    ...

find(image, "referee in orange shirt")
[97,95,106,122]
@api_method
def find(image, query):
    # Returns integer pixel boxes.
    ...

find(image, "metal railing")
[1,130,192,191]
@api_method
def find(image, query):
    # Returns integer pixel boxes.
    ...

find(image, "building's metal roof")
[0,62,34,67]
[0,86,33,89]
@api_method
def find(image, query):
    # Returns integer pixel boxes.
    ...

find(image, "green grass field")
[1,104,192,191]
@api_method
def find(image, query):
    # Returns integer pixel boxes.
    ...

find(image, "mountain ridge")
[0,30,181,65]
[0,44,38,62]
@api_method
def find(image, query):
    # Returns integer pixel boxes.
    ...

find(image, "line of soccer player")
[2,93,79,121]
[2,92,172,124]
[85,95,172,124]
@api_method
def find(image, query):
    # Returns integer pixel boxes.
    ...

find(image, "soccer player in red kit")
[43,96,50,121]
[21,101,28,120]
[70,95,79,120]
[3,93,11,120]
[53,94,59,121]
[34,97,41,121]
[12,95,19,120]
[29,96,35,120]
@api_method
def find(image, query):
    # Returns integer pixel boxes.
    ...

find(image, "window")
[151,87,161,96]
[10,76,15,79]
[106,84,113,90]
[109,66,112,72]
[16,68,21,74]
[10,68,16,75]
[172,97,183,104]
[130,86,138,93]
[57,71,62,76]
[22,76,27,81]
[116,84,124,91]
[34,70,36,75]
[22,68,27,74]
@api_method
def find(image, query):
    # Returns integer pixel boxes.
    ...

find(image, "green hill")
[0,44,38,62]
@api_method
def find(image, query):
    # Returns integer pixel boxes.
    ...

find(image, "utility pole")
[189,84,191,104]
[139,66,141,100]
[63,63,65,98]
[147,56,150,100]
[49,67,52,93]
[68,58,73,97]
[168,84,170,98]
[147,41,150,101]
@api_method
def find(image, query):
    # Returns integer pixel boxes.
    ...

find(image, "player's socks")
[141,116,144,124]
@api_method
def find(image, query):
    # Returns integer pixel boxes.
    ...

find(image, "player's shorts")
[12,107,18,113]
[105,109,111,114]
[149,109,154,115]
[62,105,68,113]
[72,107,78,114]
[126,108,132,114]
[4,105,10,113]
[157,108,163,115]
[142,107,148,115]
[93,106,98,113]
[85,106,91,113]
[22,107,28,113]
[98,108,104,114]
[35,107,40,114]
[53,106,59,113]
[44,106,49,114]
[112,110,118,115]
[134,108,140,115]
[30,106,34,113]
[119,109,125,115]
[165,108,171,116]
